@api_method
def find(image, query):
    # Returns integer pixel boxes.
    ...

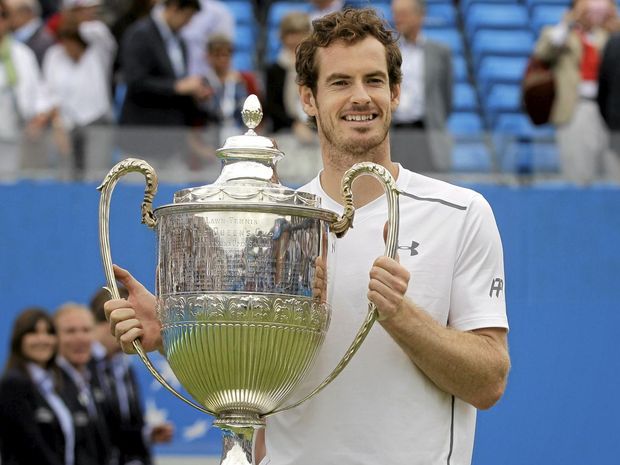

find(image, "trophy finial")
[241,95,262,133]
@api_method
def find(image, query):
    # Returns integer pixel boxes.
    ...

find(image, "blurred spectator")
[5,0,55,66]
[202,33,250,140]
[534,0,620,184]
[264,11,313,143]
[597,32,620,155]
[0,0,53,179]
[309,0,343,21]
[109,0,154,46]
[181,0,235,76]
[118,0,213,164]
[55,303,112,465]
[391,0,452,172]
[43,4,116,179]
[90,287,174,465]
[118,0,208,127]
[0,308,73,465]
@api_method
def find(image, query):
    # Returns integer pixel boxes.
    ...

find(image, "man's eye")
[333,80,348,86]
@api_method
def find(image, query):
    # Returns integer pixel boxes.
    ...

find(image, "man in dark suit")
[119,0,209,127]
[117,0,213,160]
[5,0,55,66]
[390,0,453,172]
[598,32,620,156]
[90,288,174,465]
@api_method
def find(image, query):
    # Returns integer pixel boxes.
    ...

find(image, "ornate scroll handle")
[97,158,215,416]
[267,162,400,416]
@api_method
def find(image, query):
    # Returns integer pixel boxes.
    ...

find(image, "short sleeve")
[449,193,509,331]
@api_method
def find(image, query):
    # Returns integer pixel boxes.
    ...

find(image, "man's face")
[95,321,120,356]
[392,0,424,41]
[300,37,400,161]
[207,44,232,75]
[168,6,197,32]
[5,3,32,30]
[56,307,94,369]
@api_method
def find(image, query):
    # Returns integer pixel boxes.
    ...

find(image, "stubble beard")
[317,113,391,169]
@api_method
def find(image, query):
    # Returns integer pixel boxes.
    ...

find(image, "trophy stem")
[219,426,255,465]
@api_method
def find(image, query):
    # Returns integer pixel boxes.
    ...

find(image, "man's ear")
[390,83,401,111]
[299,85,317,117]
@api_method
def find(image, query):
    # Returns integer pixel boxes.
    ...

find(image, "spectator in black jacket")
[54,302,112,465]
[90,287,174,465]
[598,32,620,154]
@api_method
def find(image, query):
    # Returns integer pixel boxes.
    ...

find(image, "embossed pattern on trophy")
[156,208,331,415]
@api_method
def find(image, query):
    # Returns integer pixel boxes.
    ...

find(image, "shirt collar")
[152,5,178,43]
[13,18,43,43]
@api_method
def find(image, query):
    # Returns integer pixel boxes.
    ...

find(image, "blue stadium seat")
[476,56,528,95]
[464,5,529,38]
[500,141,560,173]
[531,5,566,34]
[483,84,523,125]
[224,0,254,25]
[460,0,523,14]
[424,4,457,28]
[452,142,493,172]
[525,0,570,12]
[234,23,255,52]
[453,54,468,82]
[423,28,464,55]
[470,29,535,69]
[233,51,254,71]
[448,112,484,136]
[453,83,478,112]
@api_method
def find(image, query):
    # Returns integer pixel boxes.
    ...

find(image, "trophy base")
[216,415,262,465]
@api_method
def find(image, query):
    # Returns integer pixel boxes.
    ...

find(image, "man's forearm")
[380,299,510,409]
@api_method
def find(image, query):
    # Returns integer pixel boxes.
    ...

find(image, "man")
[106,8,510,465]
[0,0,52,179]
[90,288,174,465]
[5,0,55,66]
[180,0,235,76]
[117,0,211,161]
[118,0,209,127]
[597,32,620,155]
[55,303,112,465]
[534,0,620,184]
[391,0,452,172]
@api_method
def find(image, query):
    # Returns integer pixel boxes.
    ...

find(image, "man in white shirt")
[391,0,453,172]
[0,2,51,179]
[180,0,235,76]
[104,8,510,465]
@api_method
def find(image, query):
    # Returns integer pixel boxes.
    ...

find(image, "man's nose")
[350,81,371,105]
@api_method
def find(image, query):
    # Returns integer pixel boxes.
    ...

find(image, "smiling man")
[55,302,112,465]
[105,8,510,465]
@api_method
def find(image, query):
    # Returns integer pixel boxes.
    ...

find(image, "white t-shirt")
[264,166,508,465]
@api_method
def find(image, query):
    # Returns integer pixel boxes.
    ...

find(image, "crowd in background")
[1,0,620,182]
[0,289,174,465]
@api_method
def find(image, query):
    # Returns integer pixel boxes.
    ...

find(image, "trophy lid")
[170,95,322,210]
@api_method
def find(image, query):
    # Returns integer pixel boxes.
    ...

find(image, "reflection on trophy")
[98,96,400,465]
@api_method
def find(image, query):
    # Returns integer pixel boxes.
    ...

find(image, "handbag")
[522,56,556,126]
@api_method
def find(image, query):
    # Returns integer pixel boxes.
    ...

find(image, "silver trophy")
[98,96,400,465]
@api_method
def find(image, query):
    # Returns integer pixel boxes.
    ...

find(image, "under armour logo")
[398,240,419,256]
[489,278,504,297]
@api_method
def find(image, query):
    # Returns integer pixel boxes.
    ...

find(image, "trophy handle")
[97,158,215,416]
[268,162,399,416]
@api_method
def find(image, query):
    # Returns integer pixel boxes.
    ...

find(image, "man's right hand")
[104,265,163,354]
[174,76,213,101]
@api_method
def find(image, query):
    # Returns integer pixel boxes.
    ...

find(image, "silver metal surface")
[98,96,401,465]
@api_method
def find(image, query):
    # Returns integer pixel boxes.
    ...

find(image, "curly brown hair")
[295,8,402,94]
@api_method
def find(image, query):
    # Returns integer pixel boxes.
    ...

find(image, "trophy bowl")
[98,96,400,464]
